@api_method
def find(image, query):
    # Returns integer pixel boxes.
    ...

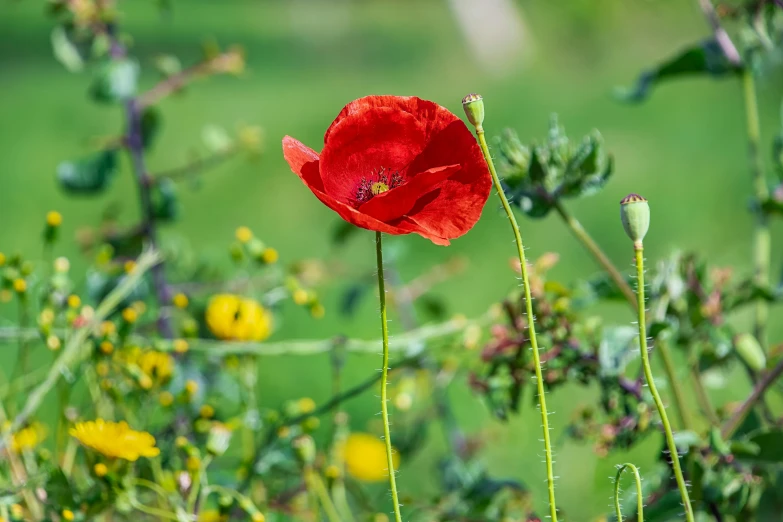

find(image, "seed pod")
[620,193,650,245]
[734,333,766,372]
[462,93,485,129]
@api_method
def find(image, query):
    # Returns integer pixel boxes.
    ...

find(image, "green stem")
[634,246,694,522]
[656,337,692,431]
[614,463,644,522]
[186,455,212,513]
[306,468,343,522]
[129,498,178,521]
[689,362,720,427]
[553,200,637,308]
[742,68,770,348]
[375,231,403,522]
[475,129,558,522]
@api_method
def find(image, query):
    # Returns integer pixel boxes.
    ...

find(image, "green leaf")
[616,39,742,103]
[57,149,118,194]
[141,107,162,150]
[151,178,179,222]
[737,430,783,463]
[51,26,84,72]
[44,468,76,509]
[90,58,140,103]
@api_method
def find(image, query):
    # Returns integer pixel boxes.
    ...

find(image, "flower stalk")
[621,194,694,522]
[464,94,559,522]
[375,231,403,522]
[614,463,644,522]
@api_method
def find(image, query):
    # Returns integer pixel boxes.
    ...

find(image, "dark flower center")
[354,168,404,206]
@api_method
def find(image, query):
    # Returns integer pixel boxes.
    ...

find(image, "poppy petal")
[282,136,325,192]
[357,164,461,223]
[319,107,426,204]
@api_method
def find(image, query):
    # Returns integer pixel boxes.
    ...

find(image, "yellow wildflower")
[46,211,63,227]
[121,307,137,324]
[235,226,253,243]
[11,423,45,453]
[173,338,189,354]
[67,294,81,308]
[261,247,278,264]
[186,455,201,472]
[100,321,116,336]
[70,420,160,461]
[10,504,23,518]
[206,294,272,342]
[325,464,340,479]
[99,341,114,355]
[297,397,316,414]
[172,293,189,309]
[94,462,108,477]
[61,509,74,521]
[342,433,400,482]
[200,405,215,418]
[293,289,309,305]
[185,379,199,395]
[46,335,61,351]
[12,279,26,294]
[198,511,228,522]
[137,351,174,383]
[159,391,174,407]
[251,514,265,522]
[124,260,137,274]
[0,252,5,266]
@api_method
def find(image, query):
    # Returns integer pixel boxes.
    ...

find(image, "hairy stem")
[475,128,558,521]
[614,463,644,522]
[375,231,403,522]
[634,246,694,522]
[742,68,771,348]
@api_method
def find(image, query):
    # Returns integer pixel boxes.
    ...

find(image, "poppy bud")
[619,193,650,246]
[734,333,766,372]
[462,93,485,129]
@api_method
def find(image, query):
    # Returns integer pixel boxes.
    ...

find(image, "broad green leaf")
[57,149,118,194]
[737,430,783,463]
[50,26,84,72]
[90,58,140,103]
[616,39,742,103]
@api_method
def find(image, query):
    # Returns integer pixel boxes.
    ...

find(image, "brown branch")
[697,0,742,65]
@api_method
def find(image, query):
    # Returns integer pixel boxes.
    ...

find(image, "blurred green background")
[1,0,782,520]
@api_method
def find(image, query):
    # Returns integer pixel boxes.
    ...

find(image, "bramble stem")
[742,68,771,348]
[474,128,558,522]
[553,200,637,308]
[634,246,694,522]
[614,463,644,522]
[375,231,403,522]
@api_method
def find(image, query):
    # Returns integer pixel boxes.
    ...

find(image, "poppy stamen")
[354,168,404,206]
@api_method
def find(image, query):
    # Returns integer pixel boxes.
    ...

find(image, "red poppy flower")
[282,95,492,246]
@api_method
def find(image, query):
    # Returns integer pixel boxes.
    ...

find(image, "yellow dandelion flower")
[325,464,340,479]
[10,504,23,518]
[200,405,215,418]
[61,509,74,521]
[46,211,63,227]
[12,279,26,294]
[205,294,272,342]
[70,420,160,461]
[297,397,316,414]
[138,351,173,383]
[175,436,190,448]
[342,433,400,482]
[94,462,108,477]
[172,293,189,309]
[11,423,45,453]
[67,294,81,308]
[173,338,189,354]
[261,247,278,264]
[292,289,309,305]
[235,226,253,243]
[99,341,114,355]
[186,455,201,472]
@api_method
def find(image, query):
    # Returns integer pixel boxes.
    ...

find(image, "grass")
[0,0,782,519]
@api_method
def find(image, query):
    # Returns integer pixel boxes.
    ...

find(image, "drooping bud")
[462,93,485,130]
[620,193,650,246]
[734,333,766,372]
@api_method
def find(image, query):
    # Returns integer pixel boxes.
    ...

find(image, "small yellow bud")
[61,509,74,521]
[175,435,189,448]
[46,211,63,227]
[124,260,137,274]
[12,279,26,294]
[0,252,5,266]
[121,307,138,324]
[173,338,189,354]
[54,257,70,273]
[172,293,189,309]
[461,93,485,129]
[261,247,278,264]
[235,226,253,243]
[302,416,320,431]
[325,464,341,479]
[40,308,55,326]
[293,289,309,305]
[100,321,116,336]
[185,379,199,395]
[94,462,108,477]
[297,397,316,414]
[99,341,114,355]
[200,404,215,418]
[67,294,81,308]
[186,455,201,472]
[46,335,61,351]
[96,361,109,377]
[159,391,174,407]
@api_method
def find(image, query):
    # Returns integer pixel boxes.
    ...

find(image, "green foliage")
[56,149,118,194]
[89,58,140,104]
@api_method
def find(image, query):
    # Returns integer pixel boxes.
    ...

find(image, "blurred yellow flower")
[67,294,81,308]
[61,509,74,521]
[94,462,108,477]
[198,511,228,522]
[261,247,278,264]
[342,433,400,482]
[137,351,174,383]
[12,279,26,294]
[235,226,253,243]
[172,293,189,308]
[0,252,5,266]
[70,420,160,461]
[46,210,63,227]
[11,423,45,453]
[122,307,138,324]
[206,294,272,342]
[173,338,189,354]
[124,260,137,274]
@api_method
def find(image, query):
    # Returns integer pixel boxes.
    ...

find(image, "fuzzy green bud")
[206,422,233,456]
[462,93,484,130]
[292,435,316,465]
[620,193,650,246]
[734,333,766,372]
